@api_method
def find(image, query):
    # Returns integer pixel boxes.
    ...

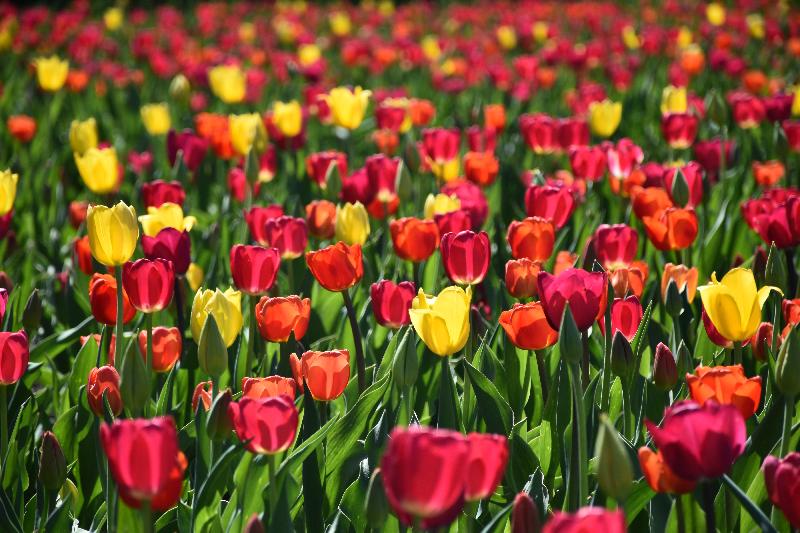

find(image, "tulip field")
[3,0,800,532]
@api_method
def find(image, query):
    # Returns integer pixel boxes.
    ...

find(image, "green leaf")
[465,360,512,435]
[68,336,98,404]
[29,316,94,362]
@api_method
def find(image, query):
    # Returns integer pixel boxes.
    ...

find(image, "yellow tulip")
[746,14,764,40]
[335,202,370,245]
[324,86,371,130]
[191,288,243,348]
[792,87,800,117]
[139,202,196,237]
[187,263,204,292]
[169,74,191,101]
[698,268,781,342]
[298,43,322,67]
[69,118,98,156]
[33,56,69,92]
[421,35,441,61]
[532,22,549,43]
[329,11,351,37]
[676,27,693,49]
[271,100,303,138]
[208,64,246,104]
[409,286,472,356]
[706,2,725,26]
[238,22,256,44]
[0,169,18,216]
[496,25,517,50]
[621,26,640,50]
[430,158,460,182]
[140,103,171,135]
[661,86,688,116]
[424,193,461,220]
[104,7,123,31]
[74,147,119,195]
[86,202,138,267]
[229,113,266,156]
[588,99,622,138]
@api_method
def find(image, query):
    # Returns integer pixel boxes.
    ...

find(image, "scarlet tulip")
[569,145,606,181]
[434,210,472,236]
[537,268,608,330]
[663,162,704,207]
[464,433,509,501]
[298,350,350,401]
[305,200,337,239]
[87,365,122,416]
[364,154,401,207]
[306,242,363,292]
[557,118,590,150]
[661,113,698,149]
[390,218,439,262]
[244,205,286,247]
[507,217,555,262]
[122,259,174,313]
[137,327,181,373]
[141,228,191,276]
[505,258,542,299]
[141,180,185,208]
[370,280,415,329]
[242,376,298,401]
[520,113,558,154]
[524,185,575,230]
[254,295,311,343]
[730,93,765,128]
[599,296,643,341]
[499,302,558,350]
[763,453,800,529]
[463,151,499,187]
[686,365,762,419]
[228,396,298,454]
[0,330,28,385]
[192,381,213,412]
[638,447,697,494]
[306,151,347,189]
[543,508,626,533]
[89,273,136,326]
[642,208,699,251]
[440,230,490,285]
[263,216,308,259]
[593,224,638,268]
[229,245,281,295]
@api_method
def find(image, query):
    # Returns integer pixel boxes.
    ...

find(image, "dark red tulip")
[141,180,185,208]
[229,244,281,295]
[89,274,136,326]
[0,330,28,385]
[782,120,800,152]
[693,138,734,179]
[263,216,308,259]
[557,117,590,150]
[440,230,490,285]
[663,162,704,207]
[511,492,540,533]
[537,268,608,330]
[599,296,643,341]
[306,151,347,189]
[645,400,746,482]
[141,228,191,275]
[569,145,606,181]
[520,113,558,154]
[730,93,766,128]
[661,113,698,149]
[370,280,415,329]
[123,258,174,313]
[390,218,439,262]
[464,433,508,501]
[244,205,286,247]
[228,396,298,455]
[167,129,208,172]
[434,209,473,236]
[763,93,793,122]
[593,224,638,268]
[365,154,401,206]
[100,417,180,506]
[763,453,800,529]
[543,508,625,533]
[524,185,576,230]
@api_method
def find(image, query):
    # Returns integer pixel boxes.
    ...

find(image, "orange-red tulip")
[661,263,698,303]
[87,365,123,416]
[507,217,555,262]
[241,376,298,401]
[306,241,363,292]
[298,349,350,401]
[137,327,181,373]
[89,273,136,326]
[499,302,558,350]
[390,217,440,262]
[255,295,311,342]
[637,447,697,494]
[305,200,337,239]
[505,258,542,299]
[642,208,698,251]
[686,365,762,419]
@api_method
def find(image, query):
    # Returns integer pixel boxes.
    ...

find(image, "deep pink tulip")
[370,280,415,329]
[0,330,28,385]
[141,228,191,275]
[524,184,575,230]
[123,258,175,313]
[440,230,490,285]
[537,268,608,330]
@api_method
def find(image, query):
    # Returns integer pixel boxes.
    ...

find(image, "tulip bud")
[676,340,693,377]
[669,169,689,208]
[206,388,233,440]
[595,414,633,501]
[558,304,583,365]
[119,341,150,414]
[653,342,678,390]
[169,74,190,101]
[38,431,66,491]
[776,326,800,396]
[766,243,788,291]
[706,90,727,128]
[664,279,683,318]
[198,315,228,379]
[243,514,264,533]
[529,168,545,186]
[611,331,633,378]
[22,288,42,334]
[392,330,419,390]
[364,468,389,529]
[511,492,540,533]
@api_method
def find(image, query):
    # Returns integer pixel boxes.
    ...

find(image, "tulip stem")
[114,266,124,370]
[146,313,154,409]
[568,361,588,510]
[732,341,742,366]
[141,501,153,533]
[342,289,366,394]
[780,394,795,457]
[0,385,6,468]
[266,453,278,513]
[244,295,257,381]
[675,494,686,533]
[701,482,716,533]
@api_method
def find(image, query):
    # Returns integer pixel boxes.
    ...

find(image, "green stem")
[141,500,153,533]
[145,313,154,415]
[0,385,7,471]
[676,495,686,533]
[530,350,543,426]
[720,475,778,533]
[568,361,588,510]
[780,395,795,457]
[114,266,124,369]
[732,341,742,366]
[342,289,366,393]
[244,294,257,381]
[266,453,278,514]
[702,482,716,533]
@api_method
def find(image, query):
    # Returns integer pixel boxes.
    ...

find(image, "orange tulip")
[88,273,136,326]
[463,151,499,187]
[661,263,698,303]
[642,208,698,251]
[7,115,36,143]
[408,98,435,126]
[305,200,337,239]
[242,376,298,401]
[507,217,555,262]
[752,161,785,187]
[631,187,673,219]
[686,365,762,419]
[504,258,542,299]
[192,381,213,412]
[484,104,506,131]
[608,262,649,298]
[390,217,440,262]
[87,366,123,417]
[638,447,696,494]
[298,350,350,401]
[255,295,311,343]
[137,327,181,372]
[306,242,363,292]
[554,251,578,275]
[499,302,558,350]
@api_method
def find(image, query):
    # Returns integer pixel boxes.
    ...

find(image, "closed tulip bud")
[654,342,678,390]
[75,147,120,195]
[766,243,788,291]
[611,331,633,378]
[39,431,67,491]
[243,515,264,533]
[558,304,583,365]
[669,169,689,208]
[33,56,68,92]
[197,315,228,379]
[87,202,138,267]
[69,118,98,156]
[676,340,693,377]
[0,169,18,216]
[595,415,633,501]
[22,289,42,334]
[191,288,243,348]
[335,202,371,246]
[365,469,389,528]
[392,330,419,390]
[664,279,684,317]
[206,388,233,440]
[169,74,190,101]
[776,327,800,396]
[511,492,540,533]
[140,103,171,136]
[119,342,150,414]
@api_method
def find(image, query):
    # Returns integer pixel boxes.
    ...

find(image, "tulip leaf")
[44,494,73,532]
[67,336,97,405]
[477,501,512,533]
[193,444,243,517]
[437,357,462,431]
[29,316,94,363]
[0,479,22,533]
[465,360,512,435]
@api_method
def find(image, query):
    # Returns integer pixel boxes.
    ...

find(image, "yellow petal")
[718,268,758,330]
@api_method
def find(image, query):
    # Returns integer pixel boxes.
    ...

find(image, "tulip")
[255,295,310,343]
[6,116,35,144]
[190,288,243,348]
[686,365,762,419]
[305,200,337,239]
[524,185,575,230]
[270,100,303,138]
[424,193,461,220]
[139,202,196,238]
[167,129,208,172]
[137,327,181,373]
[557,118,590,150]
[335,202,370,246]
[693,138,734,179]
[243,205,285,245]
[599,296,643,341]
[306,151,347,189]
[698,268,780,342]
[421,128,461,182]
[592,224,638,268]
[645,400,746,481]
[663,163,704,207]
[520,113,558,154]
[632,187,673,219]
[463,151,499,187]
[752,160,785,187]
[297,350,351,401]
[653,343,678,390]
[192,381,213,412]
[588,99,622,138]
[100,417,180,506]
[75,147,119,195]
[140,103,170,135]
[637,447,696,494]
[242,376,298,401]
[142,228,191,275]
[208,64,246,104]
[38,431,67,491]
[0,330,28,385]
[505,258,542,299]
[434,210,472,236]
[763,453,800,529]
[568,145,607,181]
[370,280,415,329]
[507,217,555,262]
[499,302,558,351]
[229,113,265,156]
[731,93,765,128]
[538,268,608,331]
[661,113,698,149]
[69,118,98,156]
[87,365,123,416]
[123,258,174,313]
[306,242,363,292]
[0,169,17,216]
[228,396,298,454]
[543,508,626,533]
[661,263,698,303]
[33,56,68,91]
[89,273,136,326]
[642,207,698,251]
[409,285,471,356]
[440,231,490,285]
[390,218,439,262]
[605,138,644,182]
[324,86,371,130]
[141,181,184,210]
[661,85,688,115]
[464,433,508,501]
[229,245,281,295]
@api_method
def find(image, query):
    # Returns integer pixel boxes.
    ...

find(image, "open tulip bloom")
[3,2,800,531]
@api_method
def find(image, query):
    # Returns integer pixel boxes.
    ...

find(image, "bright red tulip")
[569,145,606,181]
[390,217,440,262]
[138,327,181,373]
[306,242,363,292]
[230,244,281,295]
[520,113,558,154]
[524,184,576,230]
[499,302,558,350]
[557,118,590,150]
[592,224,638,268]
[128,451,187,512]
[242,376,298,401]
[255,295,311,342]
[599,296,643,341]
[543,508,626,533]
[89,273,136,326]
[441,230,490,285]
[141,180,185,208]
[370,280,415,329]
[123,258,174,313]
[87,365,122,416]
[663,162,704,207]
[434,209,473,235]
[228,396,298,454]
[507,217,555,262]
[299,350,350,401]
[0,330,28,385]
[763,453,800,529]
[306,151,347,189]
[244,205,285,246]
[74,236,94,275]
[464,433,508,501]
[661,113,698,149]
[537,268,608,330]
[141,228,191,275]
[263,216,308,259]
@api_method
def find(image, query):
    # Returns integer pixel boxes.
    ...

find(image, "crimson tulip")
[440,230,490,285]
[142,228,191,275]
[557,117,590,150]
[538,268,608,331]
[228,396,298,454]
[123,258,174,313]
[0,330,28,385]
[244,205,285,246]
[263,216,308,259]
[661,113,698,149]
[763,453,800,529]
[434,209,472,235]
[592,224,638,268]
[370,280,415,329]
[693,138,734,179]
[520,113,558,154]
[306,150,347,189]
[464,433,509,501]
[599,296,643,341]
[543,508,625,533]
[569,145,606,181]
[230,244,281,295]
[141,180,185,208]
[440,180,488,229]
[524,184,576,230]
[254,295,311,342]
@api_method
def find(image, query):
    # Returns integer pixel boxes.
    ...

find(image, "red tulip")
[87,365,122,416]
[693,138,734,179]
[642,207,699,251]
[440,180,488,229]
[100,417,180,505]
[137,327,181,373]
[365,154,401,206]
[263,216,308,259]
[305,200,337,239]
[645,400,746,481]
[569,145,606,181]
[306,151,347,189]
[464,433,508,501]
[730,93,766,128]
[599,296,643,341]
[499,302,558,350]
[421,128,460,165]
[466,125,497,153]
[507,217,555,262]
[434,210,472,235]
[390,217,440,262]
[543,508,626,533]
[306,242,363,292]
[141,228,191,275]
[74,236,94,275]
[370,280,415,329]
[123,258,174,313]
[511,492,540,533]
[255,295,311,342]
[230,244,281,295]
[244,205,285,246]
[227,167,262,203]
[782,120,800,152]
[441,230,490,285]
[0,330,28,385]
[141,180,185,208]
[763,453,800,529]
[592,224,638,268]
[89,273,136,326]
[125,451,187,512]
[341,168,376,206]
[557,118,590,150]
[604,138,643,179]
[228,396,298,454]
[742,194,800,249]
[661,113,698,149]
[520,113,558,154]
[524,185,576,230]
[763,93,793,122]
[663,162,704,207]
[505,258,542,299]
[242,376,298,401]
[632,187,674,219]
[167,129,208,172]
[537,268,608,330]
[298,350,350,401]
